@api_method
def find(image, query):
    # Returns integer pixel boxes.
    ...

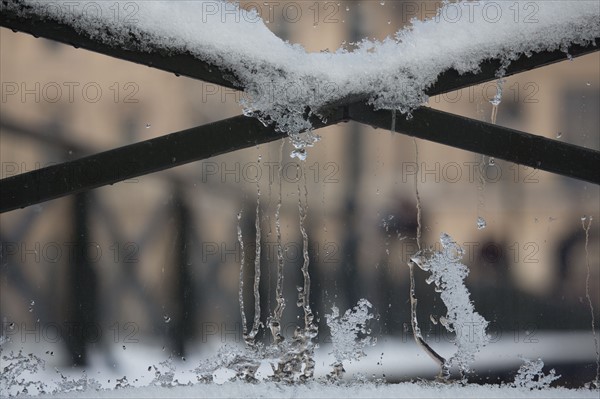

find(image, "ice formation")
[411,233,490,375]
[4,0,599,137]
[325,299,378,379]
[512,357,561,390]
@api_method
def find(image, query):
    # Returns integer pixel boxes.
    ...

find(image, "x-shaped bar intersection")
[1,7,599,213]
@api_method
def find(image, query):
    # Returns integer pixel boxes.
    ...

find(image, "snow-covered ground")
[32,380,600,399]
[2,331,599,397]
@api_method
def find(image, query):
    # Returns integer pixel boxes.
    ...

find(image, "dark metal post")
[65,191,98,366]
[171,188,194,358]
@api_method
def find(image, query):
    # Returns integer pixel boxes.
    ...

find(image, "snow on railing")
[5,0,599,138]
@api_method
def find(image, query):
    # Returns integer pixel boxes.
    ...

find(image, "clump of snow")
[512,357,561,390]
[1,349,47,397]
[411,233,490,375]
[325,299,378,379]
[5,0,599,140]
[54,371,102,396]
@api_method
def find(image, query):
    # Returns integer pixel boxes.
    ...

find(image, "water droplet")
[346,5,350,11]
[534,217,539,223]
[163,315,171,323]
[586,82,591,86]
[556,131,562,139]
[477,216,487,230]
[581,215,587,221]
[147,366,152,372]
[68,150,73,155]
[171,157,176,163]
[30,300,35,306]
[488,157,495,166]
[380,1,385,5]
[145,123,151,129]
[122,345,126,350]
[387,20,391,25]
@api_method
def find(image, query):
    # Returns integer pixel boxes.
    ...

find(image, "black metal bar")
[348,103,600,185]
[0,1,239,89]
[428,39,599,96]
[0,113,336,213]
[0,109,346,213]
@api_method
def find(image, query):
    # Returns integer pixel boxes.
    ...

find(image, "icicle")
[476,154,487,231]
[297,163,317,379]
[582,216,599,388]
[297,165,313,331]
[489,78,505,125]
[270,141,286,344]
[408,260,448,378]
[406,138,447,378]
[413,139,422,250]
[237,211,249,341]
[247,158,262,344]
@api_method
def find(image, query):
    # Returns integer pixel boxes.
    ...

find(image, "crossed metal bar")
[1,7,599,213]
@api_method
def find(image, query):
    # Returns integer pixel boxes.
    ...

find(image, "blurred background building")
[1,0,598,388]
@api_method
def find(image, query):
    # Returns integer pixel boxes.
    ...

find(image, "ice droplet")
[291,148,307,161]
[410,253,430,271]
[477,216,487,230]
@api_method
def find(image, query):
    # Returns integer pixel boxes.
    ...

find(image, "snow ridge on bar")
[5,0,599,135]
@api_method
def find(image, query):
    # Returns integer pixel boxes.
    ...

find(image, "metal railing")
[1,5,599,212]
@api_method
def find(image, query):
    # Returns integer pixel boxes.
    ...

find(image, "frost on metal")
[4,0,599,139]
[411,233,490,375]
